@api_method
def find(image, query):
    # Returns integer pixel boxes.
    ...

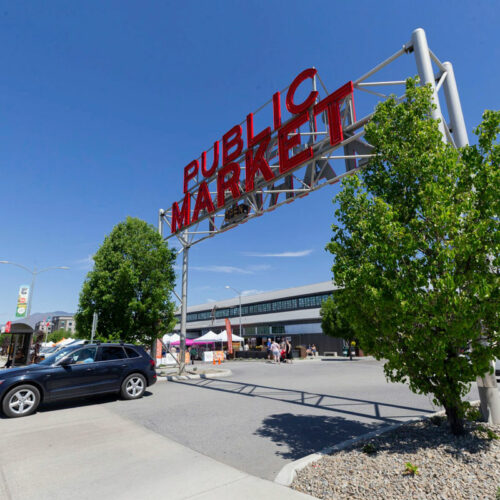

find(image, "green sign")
[15,285,30,318]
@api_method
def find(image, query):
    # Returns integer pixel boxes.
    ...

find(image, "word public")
[172,68,354,233]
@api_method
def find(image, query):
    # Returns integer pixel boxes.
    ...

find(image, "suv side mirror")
[59,357,73,367]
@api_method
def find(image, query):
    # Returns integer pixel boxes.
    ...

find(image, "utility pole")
[225,286,243,341]
[90,312,98,343]
[159,209,188,374]
[0,261,69,317]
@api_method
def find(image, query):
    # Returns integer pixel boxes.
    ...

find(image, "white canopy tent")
[217,330,244,342]
[193,331,219,342]
[162,333,180,344]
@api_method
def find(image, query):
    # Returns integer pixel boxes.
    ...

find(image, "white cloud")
[206,298,217,303]
[191,265,253,275]
[75,255,94,270]
[242,249,313,258]
[248,264,271,272]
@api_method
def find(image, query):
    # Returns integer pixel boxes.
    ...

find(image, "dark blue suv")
[0,343,156,418]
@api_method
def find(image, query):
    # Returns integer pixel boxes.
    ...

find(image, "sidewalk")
[0,403,314,500]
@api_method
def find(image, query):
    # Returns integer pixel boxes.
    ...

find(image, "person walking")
[189,345,198,365]
[266,338,272,360]
[285,339,293,363]
[271,340,281,364]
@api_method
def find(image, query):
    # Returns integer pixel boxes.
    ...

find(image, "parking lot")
[32,357,478,481]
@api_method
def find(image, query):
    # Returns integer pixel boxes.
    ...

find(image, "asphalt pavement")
[106,357,479,480]
[0,357,480,498]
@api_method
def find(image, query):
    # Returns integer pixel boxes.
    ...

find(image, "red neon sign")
[173,69,354,234]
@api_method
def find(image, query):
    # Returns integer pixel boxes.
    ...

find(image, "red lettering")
[246,113,271,148]
[183,160,199,194]
[171,193,191,233]
[192,181,215,222]
[201,141,219,178]
[217,163,241,208]
[273,92,281,130]
[278,111,313,174]
[222,125,243,164]
[313,81,354,146]
[245,134,274,192]
[286,68,319,115]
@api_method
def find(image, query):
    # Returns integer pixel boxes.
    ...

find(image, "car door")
[93,346,129,392]
[44,346,99,400]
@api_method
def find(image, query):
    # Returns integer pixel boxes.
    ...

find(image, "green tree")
[327,79,499,435]
[320,294,357,360]
[75,217,176,351]
[47,329,67,343]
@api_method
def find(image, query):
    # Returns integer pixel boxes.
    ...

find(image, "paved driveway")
[92,358,478,480]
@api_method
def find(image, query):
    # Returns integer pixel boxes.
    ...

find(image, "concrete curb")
[164,368,232,381]
[274,400,480,487]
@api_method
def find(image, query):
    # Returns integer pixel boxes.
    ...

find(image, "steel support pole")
[27,269,36,318]
[154,209,166,362]
[179,233,189,374]
[238,294,242,340]
[477,361,500,424]
[158,209,164,236]
[441,61,469,147]
[411,28,446,138]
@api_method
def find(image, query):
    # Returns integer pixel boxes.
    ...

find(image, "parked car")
[0,343,156,418]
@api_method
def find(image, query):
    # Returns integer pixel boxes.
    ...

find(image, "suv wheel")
[2,384,41,418]
[121,374,146,400]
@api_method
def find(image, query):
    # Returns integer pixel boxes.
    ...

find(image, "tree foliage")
[47,329,68,343]
[320,294,357,358]
[327,79,499,434]
[75,217,176,347]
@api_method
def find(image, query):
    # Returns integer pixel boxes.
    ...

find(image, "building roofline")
[181,281,338,313]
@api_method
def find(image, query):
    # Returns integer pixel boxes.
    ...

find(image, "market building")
[173,281,347,355]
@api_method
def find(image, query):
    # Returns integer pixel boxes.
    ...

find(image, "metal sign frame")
[159,28,468,373]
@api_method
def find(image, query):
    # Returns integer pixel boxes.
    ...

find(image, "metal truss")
[160,28,468,250]
[158,28,469,373]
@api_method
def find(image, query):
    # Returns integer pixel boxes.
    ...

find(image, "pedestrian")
[266,338,272,360]
[285,339,293,363]
[271,340,281,364]
[189,345,198,364]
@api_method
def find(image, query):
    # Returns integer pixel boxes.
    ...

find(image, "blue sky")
[0,0,498,322]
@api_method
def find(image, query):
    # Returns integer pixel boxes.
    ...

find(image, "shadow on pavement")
[29,391,154,415]
[174,378,433,425]
[254,413,382,459]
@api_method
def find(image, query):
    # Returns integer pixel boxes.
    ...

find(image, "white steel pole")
[441,61,469,147]
[27,268,36,318]
[477,361,500,424]
[90,312,98,343]
[238,294,242,340]
[179,233,189,374]
[153,209,166,362]
[158,209,164,236]
[411,28,446,138]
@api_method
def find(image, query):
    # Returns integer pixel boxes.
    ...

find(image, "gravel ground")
[292,415,500,500]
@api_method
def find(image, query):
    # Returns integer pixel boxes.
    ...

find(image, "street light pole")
[0,261,70,317]
[225,285,242,340]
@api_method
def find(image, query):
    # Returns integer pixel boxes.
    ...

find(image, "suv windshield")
[38,345,81,366]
